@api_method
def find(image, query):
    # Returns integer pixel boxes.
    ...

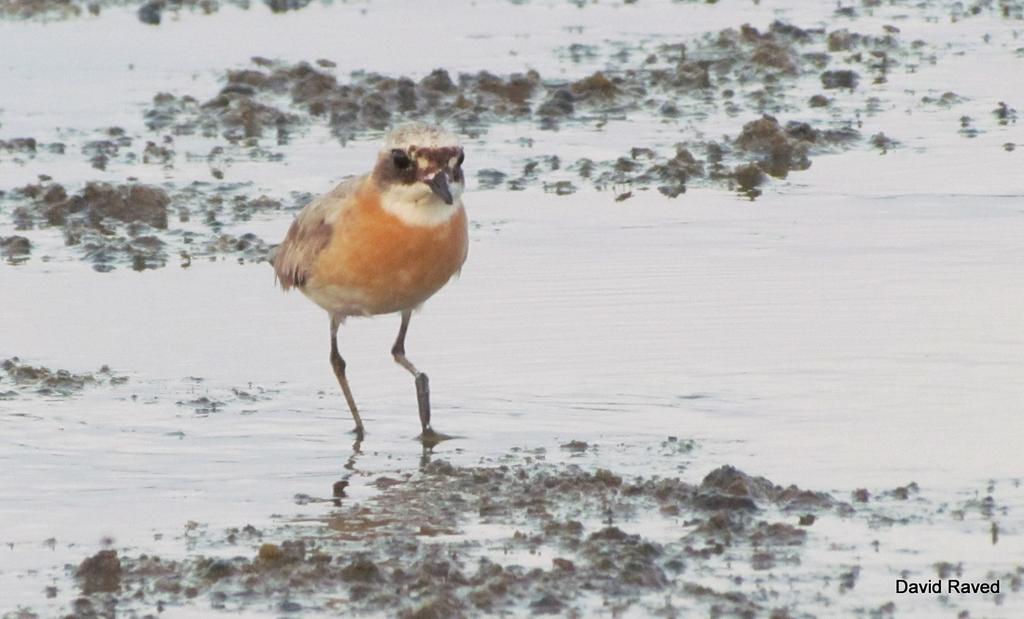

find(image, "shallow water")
[2,0,1023,617]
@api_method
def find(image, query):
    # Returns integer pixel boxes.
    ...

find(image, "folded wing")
[270,176,363,290]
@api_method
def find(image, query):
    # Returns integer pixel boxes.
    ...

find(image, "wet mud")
[1,0,254,20]
[1,178,286,271]
[0,357,125,397]
[31,446,1020,618]
[55,452,829,617]
[172,377,278,416]
[0,234,32,264]
[109,5,1006,207]
[138,17,903,196]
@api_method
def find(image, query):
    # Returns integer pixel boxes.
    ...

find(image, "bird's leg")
[330,315,364,437]
[392,310,431,433]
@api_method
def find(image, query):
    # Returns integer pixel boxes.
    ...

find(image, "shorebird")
[270,123,468,438]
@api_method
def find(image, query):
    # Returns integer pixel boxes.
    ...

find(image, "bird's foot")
[417,427,455,448]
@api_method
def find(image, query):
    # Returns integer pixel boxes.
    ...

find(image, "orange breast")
[309,185,468,315]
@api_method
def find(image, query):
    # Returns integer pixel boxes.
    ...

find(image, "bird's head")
[373,123,465,209]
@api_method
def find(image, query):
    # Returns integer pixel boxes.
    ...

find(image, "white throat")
[379,184,461,227]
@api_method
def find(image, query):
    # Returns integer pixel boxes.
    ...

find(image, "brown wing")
[270,175,364,290]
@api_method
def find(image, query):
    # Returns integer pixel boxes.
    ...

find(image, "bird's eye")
[392,149,412,170]
[456,151,465,167]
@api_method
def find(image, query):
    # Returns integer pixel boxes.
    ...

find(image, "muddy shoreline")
[40,444,1016,618]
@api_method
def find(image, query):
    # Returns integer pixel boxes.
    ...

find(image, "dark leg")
[330,315,364,436]
[392,310,431,433]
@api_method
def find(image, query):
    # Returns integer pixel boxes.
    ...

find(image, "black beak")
[425,171,453,205]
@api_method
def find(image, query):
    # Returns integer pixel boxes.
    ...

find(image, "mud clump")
[581,143,708,197]
[560,440,589,453]
[994,101,1017,125]
[733,115,814,178]
[559,110,858,197]
[542,180,576,195]
[472,70,539,107]
[13,181,171,271]
[733,163,766,198]
[76,550,122,594]
[883,482,920,500]
[750,522,807,546]
[201,559,235,582]
[145,89,296,142]
[255,540,306,567]
[263,0,311,13]
[340,556,383,583]
[143,140,175,165]
[1,357,125,396]
[15,180,169,230]
[0,137,39,153]
[582,526,667,589]
[71,183,169,228]
[702,21,818,83]
[137,0,162,24]
[657,59,712,91]
[646,145,705,197]
[0,0,226,20]
[83,140,120,170]
[476,169,508,190]
[3,178,275,271]
[695,464,836,513]
[570,71,620,101]
[0,0,85,19]
[0,235,32,264]
[821,69,860,89]
[145,92,201,132]
[827,29,859,52]
[536,88,575,120]
[203,92,298,139]
[870,132,897,152]
[192,232,271,265]
[750,40,798,74]
[695,465,776,511]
